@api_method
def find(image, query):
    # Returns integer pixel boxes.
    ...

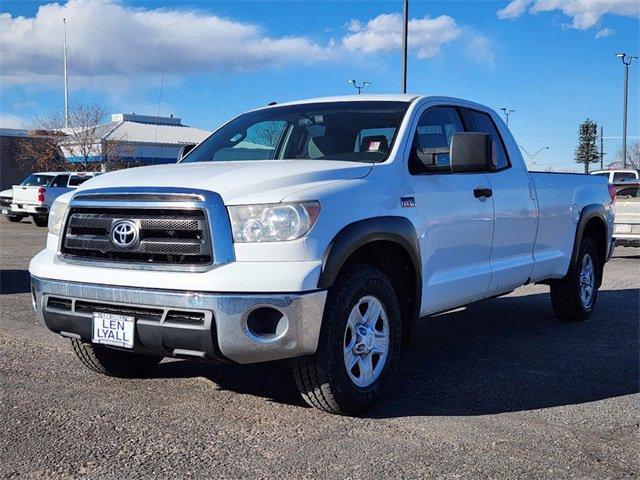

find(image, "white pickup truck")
[4,171,101,226]
[29,95,615,414]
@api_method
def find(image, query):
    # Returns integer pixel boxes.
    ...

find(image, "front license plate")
[1,209,7,215]
[93,312,135,349]
[615,224,632,234]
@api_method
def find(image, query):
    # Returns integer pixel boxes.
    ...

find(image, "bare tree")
[14,130,67,173]
[608,141,640,170]
[253,121,285,148]
[18,103,133,172]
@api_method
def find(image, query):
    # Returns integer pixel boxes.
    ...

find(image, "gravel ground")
[1,219,638,479]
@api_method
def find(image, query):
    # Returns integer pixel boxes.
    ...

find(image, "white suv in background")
[590,169,639,183]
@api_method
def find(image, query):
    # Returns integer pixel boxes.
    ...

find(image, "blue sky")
[1,0,638,171]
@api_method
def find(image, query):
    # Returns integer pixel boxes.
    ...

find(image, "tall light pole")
[616,53,637,167]
[501,108,515,126]
[348,79,371,94]
[63,18,69,129]
[401,0,409,94]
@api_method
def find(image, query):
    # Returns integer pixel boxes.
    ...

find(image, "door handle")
[473,188,493,198]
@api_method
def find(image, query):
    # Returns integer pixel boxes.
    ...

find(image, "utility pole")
[616,53,637,168]
[401,0,408,94]
[600,126,604,170]
[63,18,69,129]
[501,108,515,126]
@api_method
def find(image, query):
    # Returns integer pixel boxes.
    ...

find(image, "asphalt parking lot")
[1,219,638,479]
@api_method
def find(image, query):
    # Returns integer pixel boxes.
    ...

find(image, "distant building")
[0,129,37,190]
[61,113,211,165]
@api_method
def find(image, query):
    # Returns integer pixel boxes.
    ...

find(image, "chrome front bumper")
[31,276,327,364]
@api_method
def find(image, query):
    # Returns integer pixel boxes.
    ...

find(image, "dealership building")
[0,128,38,190]
[61,113,211,165]
[1,114,211,189]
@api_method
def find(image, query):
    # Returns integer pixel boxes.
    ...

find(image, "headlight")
[228,202,320,243]
[48,196,70,235]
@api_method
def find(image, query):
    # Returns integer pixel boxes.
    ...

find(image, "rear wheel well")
[339,240,418,344]
[582,217,607,285]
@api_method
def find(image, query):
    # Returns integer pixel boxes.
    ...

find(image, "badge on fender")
[400,197,416,208]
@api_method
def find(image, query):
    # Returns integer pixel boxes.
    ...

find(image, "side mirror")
[178,144,196,161]
[450,133,494,173]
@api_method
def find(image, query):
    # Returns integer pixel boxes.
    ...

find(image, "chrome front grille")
[61,208,212,266]
[57,187,235,272]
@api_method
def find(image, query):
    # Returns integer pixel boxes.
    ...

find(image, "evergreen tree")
[575,119,599,173]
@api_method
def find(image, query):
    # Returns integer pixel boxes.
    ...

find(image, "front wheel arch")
[318,217,422,342]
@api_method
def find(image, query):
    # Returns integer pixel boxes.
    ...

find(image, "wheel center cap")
[354,325,375,355]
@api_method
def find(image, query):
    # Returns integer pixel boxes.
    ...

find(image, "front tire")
[32,215,48,227]
[71,340,162,377]
[550,237,600,321]
[293,264,401,415]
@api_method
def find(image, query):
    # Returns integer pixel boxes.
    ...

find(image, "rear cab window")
[51,175,69,187]
[69,175,91,187]
[20,174,54,187]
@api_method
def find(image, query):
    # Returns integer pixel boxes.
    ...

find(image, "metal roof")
[110,113,183,125]
[59,115,211,147]
[103,121,210,145]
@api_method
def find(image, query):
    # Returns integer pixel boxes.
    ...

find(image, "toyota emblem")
[111,220,138,248]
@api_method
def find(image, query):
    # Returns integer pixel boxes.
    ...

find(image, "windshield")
[21,174,54,186]
[182,101,409,164]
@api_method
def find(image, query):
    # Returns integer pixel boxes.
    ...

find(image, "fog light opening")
[246,307,289,340]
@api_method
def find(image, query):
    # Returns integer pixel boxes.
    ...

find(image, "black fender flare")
[571,204,608,285]
[318,217,422,321]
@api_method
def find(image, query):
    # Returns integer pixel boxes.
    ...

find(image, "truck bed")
[529,172,612,281]
[12,185,43,206]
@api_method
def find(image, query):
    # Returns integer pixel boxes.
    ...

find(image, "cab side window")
[51,175,69,187]
[468,110,510,170]
[69,176,90,187]
[410,107,465,174]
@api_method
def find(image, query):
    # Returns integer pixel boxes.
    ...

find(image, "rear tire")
[6,215,24,223]
[550,237,600,321]
[293,264,401,415]
[32,215,48,227]
[71,339,162,377]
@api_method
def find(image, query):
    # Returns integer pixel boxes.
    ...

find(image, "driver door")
[407,105,495,315]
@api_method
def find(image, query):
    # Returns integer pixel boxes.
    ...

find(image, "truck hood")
[77,160,372,204]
